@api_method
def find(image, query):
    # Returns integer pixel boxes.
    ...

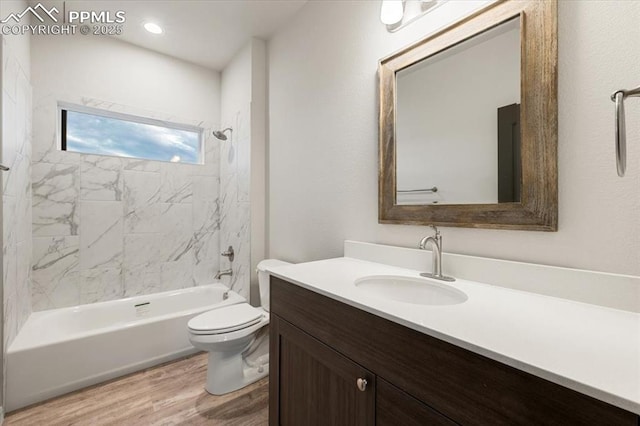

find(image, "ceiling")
[33,0,308,71]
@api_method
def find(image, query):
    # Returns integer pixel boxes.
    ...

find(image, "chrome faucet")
[216,245,234,280]
[418,226,455,282]
[215,269,233,279]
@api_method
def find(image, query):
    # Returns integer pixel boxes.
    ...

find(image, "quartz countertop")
[269,256,640,414]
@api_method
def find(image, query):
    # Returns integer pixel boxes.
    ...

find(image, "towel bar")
[611,86,640,177]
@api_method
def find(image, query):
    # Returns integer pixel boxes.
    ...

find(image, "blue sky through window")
[64,109,201,164]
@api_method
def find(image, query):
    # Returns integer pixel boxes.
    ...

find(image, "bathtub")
[6,283,244,412]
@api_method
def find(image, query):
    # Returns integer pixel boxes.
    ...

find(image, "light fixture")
[381,0,448,32]
[380,0,404,25]
[144,22,163,34]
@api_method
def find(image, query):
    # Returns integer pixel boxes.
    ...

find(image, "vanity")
[267,242,640,425]
[267,0,639,423]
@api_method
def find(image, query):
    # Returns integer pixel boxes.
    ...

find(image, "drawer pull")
[356,378,368,392]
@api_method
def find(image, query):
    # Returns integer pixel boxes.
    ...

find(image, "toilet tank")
[256,259,291,312]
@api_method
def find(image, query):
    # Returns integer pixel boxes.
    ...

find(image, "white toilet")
[187,259,290,395]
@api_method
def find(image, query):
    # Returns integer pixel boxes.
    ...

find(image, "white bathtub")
[6,283,244,412]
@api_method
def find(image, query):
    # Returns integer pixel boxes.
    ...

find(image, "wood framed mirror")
[378,0,557,231]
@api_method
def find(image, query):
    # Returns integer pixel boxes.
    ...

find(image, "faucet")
[216,245,234,280]
[418,226,455,282]
[215,269,233,280]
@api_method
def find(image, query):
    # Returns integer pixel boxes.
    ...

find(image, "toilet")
[187,259,290,395]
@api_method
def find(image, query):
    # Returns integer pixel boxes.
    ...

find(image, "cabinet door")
[377,379,458,426]
[270,315,375,426]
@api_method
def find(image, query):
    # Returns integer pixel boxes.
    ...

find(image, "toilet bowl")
[187,259,290,395]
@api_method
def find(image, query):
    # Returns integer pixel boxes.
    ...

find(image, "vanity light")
[381,0,448,32]
[380,0,404,25]
[144,22,163,34]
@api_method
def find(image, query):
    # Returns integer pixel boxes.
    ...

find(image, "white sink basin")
[354,275,468,306]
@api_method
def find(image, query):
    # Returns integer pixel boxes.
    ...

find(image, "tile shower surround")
[219,104,251,296]
[30,96,250,310]
[2,37,33,348]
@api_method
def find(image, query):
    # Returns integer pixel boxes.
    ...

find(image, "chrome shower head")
[213,128,232,141]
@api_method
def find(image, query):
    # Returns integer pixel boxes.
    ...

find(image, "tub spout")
[215,269,233,280]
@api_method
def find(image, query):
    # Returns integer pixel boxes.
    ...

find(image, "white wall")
[268,0,640,275]
[220,38,267,305]
[397,23,520,204]
[250,41,268,304]
[29,35,224,309]
[31,35,219,123]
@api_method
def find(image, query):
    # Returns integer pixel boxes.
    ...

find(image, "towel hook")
[611,85,640,177]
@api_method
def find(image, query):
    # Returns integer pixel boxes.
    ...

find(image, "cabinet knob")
[356,378,368,392]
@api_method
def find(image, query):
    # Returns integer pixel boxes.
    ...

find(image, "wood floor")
[4,353,268,426]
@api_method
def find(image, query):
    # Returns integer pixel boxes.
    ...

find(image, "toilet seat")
[188,315,269,347]
[188,303,265,335]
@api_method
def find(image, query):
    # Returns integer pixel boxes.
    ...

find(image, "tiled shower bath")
[30,96,251,310]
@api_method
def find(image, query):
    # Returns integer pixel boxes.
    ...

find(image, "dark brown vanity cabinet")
[270,315,375,425]
[269,277,639,426]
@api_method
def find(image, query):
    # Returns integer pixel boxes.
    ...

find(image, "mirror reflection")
[396,17,521,205]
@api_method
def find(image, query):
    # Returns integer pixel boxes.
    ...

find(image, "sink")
[354,275,468,306]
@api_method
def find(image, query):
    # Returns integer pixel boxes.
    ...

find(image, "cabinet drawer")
[271,277,638,425]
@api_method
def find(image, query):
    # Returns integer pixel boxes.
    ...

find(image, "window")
[60,104,203,164]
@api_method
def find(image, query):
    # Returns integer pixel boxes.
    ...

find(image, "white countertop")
[269,256,640,414]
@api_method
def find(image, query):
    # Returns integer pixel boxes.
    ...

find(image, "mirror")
[396,18,520,205]
[379,0,557,230]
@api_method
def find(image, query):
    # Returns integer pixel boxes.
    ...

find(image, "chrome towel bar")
[611,85,640,177]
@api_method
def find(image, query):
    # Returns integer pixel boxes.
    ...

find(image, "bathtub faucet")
[215,269,233,280]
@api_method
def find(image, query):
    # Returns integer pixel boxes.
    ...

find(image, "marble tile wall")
[31,95,228,310]
[219,104,251,298]
[2,37,33,348]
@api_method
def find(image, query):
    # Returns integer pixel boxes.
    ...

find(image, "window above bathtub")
[59,103,204,164]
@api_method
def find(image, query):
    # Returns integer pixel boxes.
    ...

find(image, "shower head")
[212,128,232,141]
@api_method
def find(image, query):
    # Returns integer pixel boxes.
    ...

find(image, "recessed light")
[144,22,163,34]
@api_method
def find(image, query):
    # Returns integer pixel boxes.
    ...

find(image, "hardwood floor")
[4,353,268,426]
